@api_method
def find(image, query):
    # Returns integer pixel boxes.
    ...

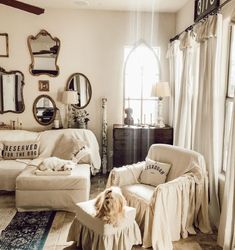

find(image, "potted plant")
[72,108,89,129]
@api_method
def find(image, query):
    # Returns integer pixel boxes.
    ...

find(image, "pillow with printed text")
[3,141,40,160]
[140,159,172,187]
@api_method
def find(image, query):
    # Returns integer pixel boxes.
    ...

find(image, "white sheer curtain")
[173,31,199,148]
[193,14,223,226]
[217,96,235,249]
[168,14,223,226]
[167,40,182,131]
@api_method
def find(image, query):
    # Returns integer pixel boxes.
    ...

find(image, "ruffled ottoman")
[67,199,142,250]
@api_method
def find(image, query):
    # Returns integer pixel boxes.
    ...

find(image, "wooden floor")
[0,174,222,250]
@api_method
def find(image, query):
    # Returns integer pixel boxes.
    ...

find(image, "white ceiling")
[21,0,191,13]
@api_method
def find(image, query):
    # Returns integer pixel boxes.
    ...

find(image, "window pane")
[124,44,160,123]
[222,99,234,172]
[228,25,235,98]
[125,71,142,99]
[124,99,141,125]
[142,100,158,125]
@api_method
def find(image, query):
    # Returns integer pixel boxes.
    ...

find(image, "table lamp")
[62,91,78,128]
[151,82,171,128]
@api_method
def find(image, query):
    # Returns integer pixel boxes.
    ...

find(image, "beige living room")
[0,0,234,249]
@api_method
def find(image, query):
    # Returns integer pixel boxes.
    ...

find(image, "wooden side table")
[113,124,173,167]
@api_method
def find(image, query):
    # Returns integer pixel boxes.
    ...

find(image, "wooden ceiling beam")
[0,0,44,15]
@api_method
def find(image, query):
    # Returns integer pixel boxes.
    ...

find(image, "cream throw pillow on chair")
[140,159,171,187]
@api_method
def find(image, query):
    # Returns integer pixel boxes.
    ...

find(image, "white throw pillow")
[72,146,91,164]
[140,159,171,187]
[52,134,86,160]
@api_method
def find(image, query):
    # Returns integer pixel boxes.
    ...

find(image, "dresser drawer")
[113,125,173,168]
[155,128,173,144]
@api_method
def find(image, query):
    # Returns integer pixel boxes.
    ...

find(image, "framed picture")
[194,0,220,22]
[39,80,49,91]
[0,33,9,57]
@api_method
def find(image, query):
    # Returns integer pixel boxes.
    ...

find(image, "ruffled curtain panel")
[167,14,224,226]
[217,96,235,248]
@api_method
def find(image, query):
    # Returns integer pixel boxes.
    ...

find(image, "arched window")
[124,42,161,125]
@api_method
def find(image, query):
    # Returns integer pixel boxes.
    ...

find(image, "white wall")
[0,6,175,167]
[176,0,194,33]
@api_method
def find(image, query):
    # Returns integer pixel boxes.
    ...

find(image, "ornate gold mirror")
[0,67,25,113]
[33,95,56,125]
[66,73,92,109]
[28,30,60,77]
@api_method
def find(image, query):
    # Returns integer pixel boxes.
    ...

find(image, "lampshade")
[62,91,78,104]
[151,82,171,98]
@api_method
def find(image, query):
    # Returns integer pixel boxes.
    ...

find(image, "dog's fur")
[94,186,126,227]
[38,157,75,171]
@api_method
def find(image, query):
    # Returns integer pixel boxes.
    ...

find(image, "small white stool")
[67,199,142,250]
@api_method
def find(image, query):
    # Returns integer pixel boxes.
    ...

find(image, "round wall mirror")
[33,95,56,125]
[66,73,92,109]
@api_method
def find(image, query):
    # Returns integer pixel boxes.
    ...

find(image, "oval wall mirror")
[28,30,60,77]
[33,95,56,125]
[0,67,25,114]
[66,73,92,109]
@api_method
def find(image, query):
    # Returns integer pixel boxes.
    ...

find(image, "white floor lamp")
[151,82,171,128]
[62,91,78,128]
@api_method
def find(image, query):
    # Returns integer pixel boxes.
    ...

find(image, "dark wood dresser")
[113,124,173,167]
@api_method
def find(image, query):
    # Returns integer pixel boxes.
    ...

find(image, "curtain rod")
[170,0,233,43]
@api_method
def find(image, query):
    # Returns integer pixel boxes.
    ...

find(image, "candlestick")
[150,113,152,125]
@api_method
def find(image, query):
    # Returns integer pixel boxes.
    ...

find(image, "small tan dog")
[94,186,126,227]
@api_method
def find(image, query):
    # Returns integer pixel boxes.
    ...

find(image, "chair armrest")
[106,161,145,187]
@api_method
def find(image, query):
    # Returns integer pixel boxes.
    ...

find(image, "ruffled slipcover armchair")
[107,144,212,250]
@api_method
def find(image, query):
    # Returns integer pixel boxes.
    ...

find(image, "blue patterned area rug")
[0,211,56,250]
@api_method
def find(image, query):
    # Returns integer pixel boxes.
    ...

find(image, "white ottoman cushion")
[16,164,90,211]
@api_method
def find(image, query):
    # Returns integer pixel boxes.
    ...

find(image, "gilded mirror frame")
[0,67,25,114]
[28,29,60,77]
[33,94,56,126]
[0,33,9,57]
[66,73,92,109]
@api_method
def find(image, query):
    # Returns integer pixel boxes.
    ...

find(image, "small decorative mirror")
[66,73,92,109]
[28,30,60,77]
[0,67,25,113]
[33,95,56,125]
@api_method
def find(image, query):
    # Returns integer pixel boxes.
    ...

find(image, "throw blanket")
[150,162,211,250]
[34,170,71,176]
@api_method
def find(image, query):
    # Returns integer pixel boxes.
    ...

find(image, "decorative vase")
[77,122,86,129]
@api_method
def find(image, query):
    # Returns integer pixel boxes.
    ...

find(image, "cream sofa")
[0,129,101,211]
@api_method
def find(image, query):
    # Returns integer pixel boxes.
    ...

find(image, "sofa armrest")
[106,161,145,187]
